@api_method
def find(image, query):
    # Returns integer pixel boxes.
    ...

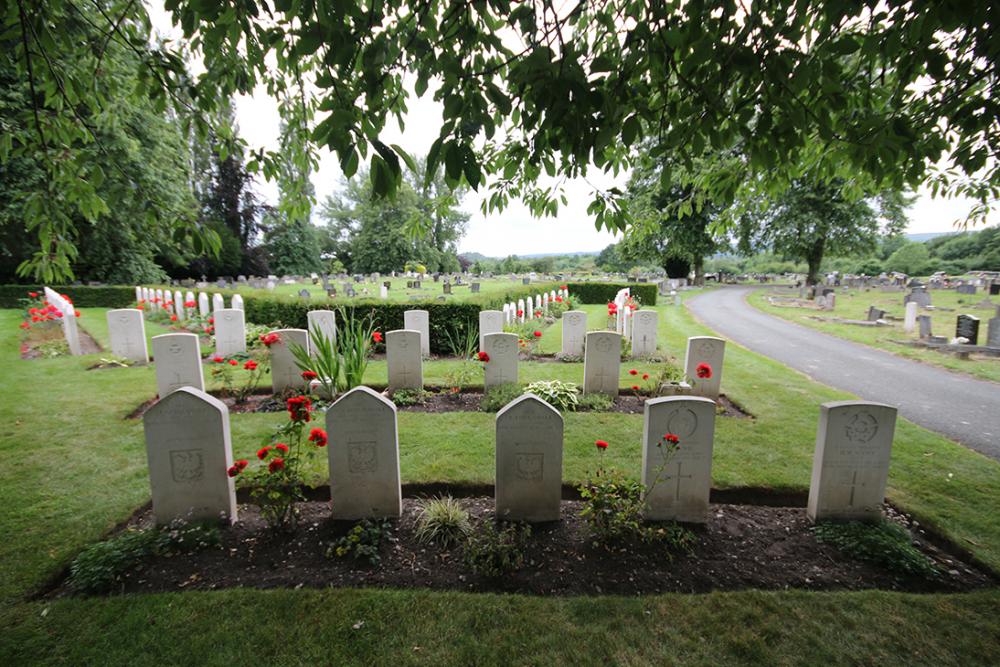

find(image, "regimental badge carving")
[844,411,879,444]
[515,453,543,480]
[170,449,204,484]
[118,314,130,325]
[666,408,699,438]
[595,335,613,353]
[566,314,581,326]
[224,313,234,322]
[640,312,655,324]
[695,340,715,357]
[348,441,378,473]
[168,342,182,355]
[493,336,514,354]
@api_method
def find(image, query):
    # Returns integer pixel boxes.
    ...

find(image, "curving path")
[687,286,1000,461]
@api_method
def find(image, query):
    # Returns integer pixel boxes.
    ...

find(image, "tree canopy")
[4,0,998,280]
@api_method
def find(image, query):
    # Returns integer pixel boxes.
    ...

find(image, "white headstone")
[379,284,388,299]
[583,331,621,396]
[173,290,185,321]
[152,333,205,397]
[483,332,518,388]
[231,294,244,311]
[212,293,225,312]
[213,309,246,357]
[154,289,164,312]
[478,310,504,350]
[327,386,402,519]
[307,310,337,354]
[143,387,237,524]
[903,301,918,333]
[403,309,430,356]
[641,396,716,523]
[135,286,142,303]
[269,329,309,394]
[807,401,897,522]
[684,336,725,399]
[561,310,587,356]
[517,299,526,323]
[198,292,210,317]
[42,287,81,355]
[631,310,659,357]
[106,308,148,363]
[386,329,423,391]
[495,394,564,522]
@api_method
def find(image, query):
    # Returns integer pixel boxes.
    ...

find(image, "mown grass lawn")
[748,287,1000,383]
[1,296,999,665]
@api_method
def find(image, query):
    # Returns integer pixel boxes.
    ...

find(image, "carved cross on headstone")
[663,461,694,500]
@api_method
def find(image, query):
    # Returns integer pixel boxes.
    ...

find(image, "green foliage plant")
[813,520,939,579]
[292,327,341,398]
[391,388,429,406]
[480,383,523,412]
[523,380,580,412]
[463,521,531,577]
[327,519,392,566]
[414,496,472,548]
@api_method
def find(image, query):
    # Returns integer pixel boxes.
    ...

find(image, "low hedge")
[145,281,562,355]
[565,282,658,306]
[0,285,135,309]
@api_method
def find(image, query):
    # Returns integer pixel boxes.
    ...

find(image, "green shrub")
[577,393,615,411]
[0,285,135,309]
[480,383,524,412]
[812,520,939,578]
[69,521,221,594]
[523,380,580,411]
[463,521,531,577]
[414,496,472,547]
[327,519,392,566]
[392,388,429,406]
[565,282,657,306]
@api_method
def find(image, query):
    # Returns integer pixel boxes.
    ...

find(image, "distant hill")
[906,232,956,243]
[458,250,599,260]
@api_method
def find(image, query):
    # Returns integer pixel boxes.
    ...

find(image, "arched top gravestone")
[106,308,148,363]
[268,329,309,394]
[495,394,564,522]
[326,386,402,519]
[143,387,237,524]
[151,333,204,397]
[807,401,897,522]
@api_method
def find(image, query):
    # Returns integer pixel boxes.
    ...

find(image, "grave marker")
[478,310,504,350]
[684,336,725,399]
[583,331,621,396]
[268,329,309,393]
[483,332,518,388]
[561,311,587,356]
[307,310,337,354]
[212,293,225,312]
[152,333,204,397]
[403,309,430,356]
[807,401,897,522]
[903,301,918,333]
[956,314,980,345]
[143,387,237,524]
[495,394,563,522]
[106,308,148,363]
[386,329,423,391]
[198,292,210,316]
[631,310,659,357]
[327,387,402,519]
[214,309,246,356]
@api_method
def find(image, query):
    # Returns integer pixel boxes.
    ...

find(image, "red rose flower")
[227,465,241,478]
[477,351,490,362]
[268,458,285,473]
[256,446,271,460]
[212,355,224,363]
[243,360,258,371]
[595,439,609,450]
[275,442,289,454]
[631,385,640,391]
[19,321,30,330]
[642,373,649,380]
[235,459,249,470]
[29,292,38,297]
[228,359,238,366]
[308,427,328,447]
[75,310,81,317]
[287,395,313,422]
[560,285,568,290]
[533,331,542,338]
[185,300,196,308]
[696,363,713,379]
[628,369,638,376]
[208,317,215,324]
[302,370,318,380]
[260,332,281,347]
[372,331,383,343]
[555,296,562,302]
[170,315,178,321]
[136,304,144,310]
[516,309,523,317]
[663,433,680,445]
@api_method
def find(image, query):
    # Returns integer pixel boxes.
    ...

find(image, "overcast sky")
[148,2,994,257]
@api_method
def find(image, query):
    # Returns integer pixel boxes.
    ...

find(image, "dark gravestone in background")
[956,314,980,345]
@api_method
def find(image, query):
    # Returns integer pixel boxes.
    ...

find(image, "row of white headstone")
[135,286,243,319]
[143,386,897,526]
[42,287,82,355]
[501,288,569,325]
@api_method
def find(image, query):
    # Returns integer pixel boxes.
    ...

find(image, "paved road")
[687,286,1000,461]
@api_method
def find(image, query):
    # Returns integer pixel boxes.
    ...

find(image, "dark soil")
[50,497,994,598]
[126,389,753,419]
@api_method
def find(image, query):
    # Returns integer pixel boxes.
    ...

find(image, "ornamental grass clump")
[463,521,531,577]
[414,496,472,548]
[230,395,327,530]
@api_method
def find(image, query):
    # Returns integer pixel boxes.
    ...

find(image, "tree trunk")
[805,238,825,287]
[693,255,705,286]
